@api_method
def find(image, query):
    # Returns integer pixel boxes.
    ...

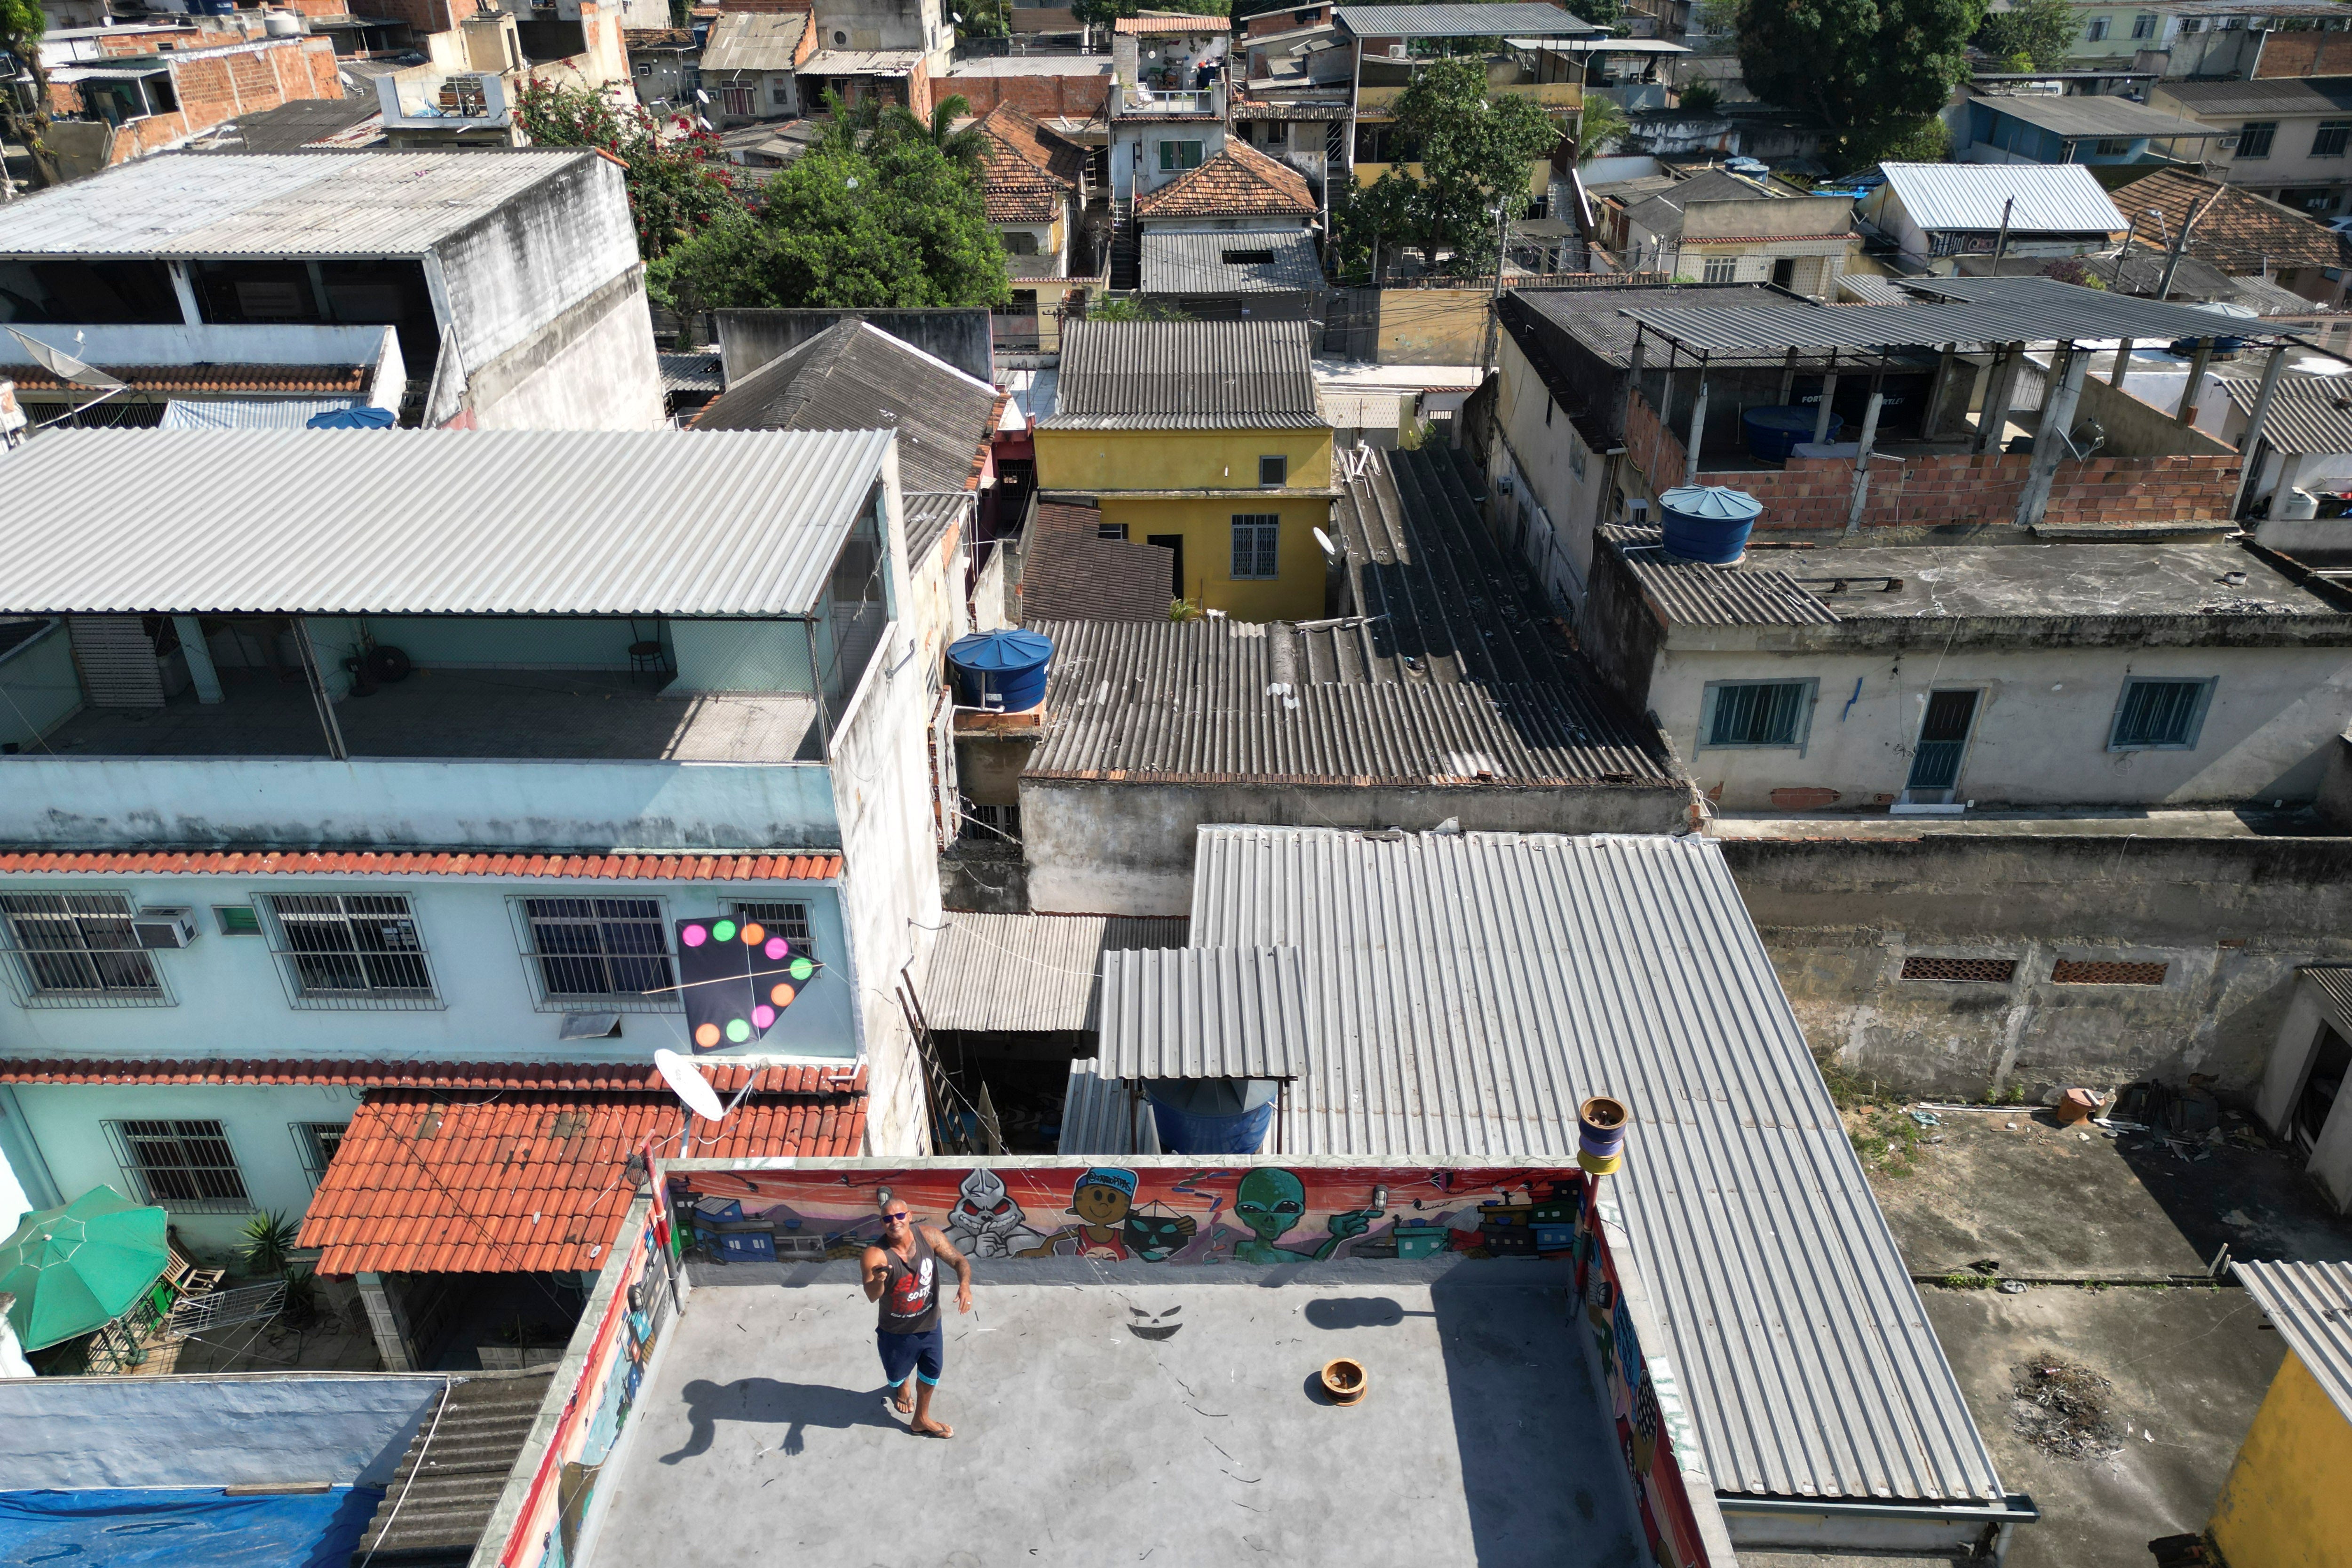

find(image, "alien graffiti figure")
[941,1168,1046,1259]
[1229,1169,1383,1264]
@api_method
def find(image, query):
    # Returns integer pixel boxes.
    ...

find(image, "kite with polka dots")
[674,915,821,1049]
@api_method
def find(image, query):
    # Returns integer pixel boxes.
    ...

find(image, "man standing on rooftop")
[862,1191,972,1438]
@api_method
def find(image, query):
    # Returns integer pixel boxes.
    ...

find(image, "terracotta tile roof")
[1019,500,1174,621]
[2124,167,2344,274]
[977,103,1086,225]
[1115,14,1227,31]
[0,1059,865,1093]
[1136,141,1316,220]
[299,1085,865,1275]
[0,850,843,880]
[0,366,368,395]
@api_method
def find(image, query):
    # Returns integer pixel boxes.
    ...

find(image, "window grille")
[731,901,818,960]
[1231,515,1280,579]
[959,805,1023,844]
[1097,522,1130,541]
[1900,956,2018,983]
[2237,121,2277,159]
[106,1119,251,1212]
[264,893,439,1009]
[2110,678,2210,749]
[0,892,167,1006]
[517,896,676,1011]
[1704,682,1810,748]
[2051,959,2168,986]
[292,1122,348,1189]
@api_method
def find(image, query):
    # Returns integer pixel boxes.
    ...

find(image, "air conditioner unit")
[132,907,197,949]
[1388,42,1407,57]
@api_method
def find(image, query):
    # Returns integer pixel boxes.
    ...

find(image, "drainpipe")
[1842,382,1886,536]
[2015,340,2087,530]
[1682,369,1710,484]
[2109,337,2134,387]
[2230,341,2291,520]
[2176,336,2216,426]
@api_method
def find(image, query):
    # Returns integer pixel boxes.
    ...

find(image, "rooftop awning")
[1622,276,2283,358]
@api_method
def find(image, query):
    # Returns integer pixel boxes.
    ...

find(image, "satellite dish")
[654,1048,726,1122]
[1313,526,1338,559]
[694,88,710,103]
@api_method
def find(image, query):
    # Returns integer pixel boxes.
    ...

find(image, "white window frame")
[2106,676,2216,751]
[291,1121,349,1190]
[1701,255,1737,284]
[510,895,681,1013]
[1697,678,1819,750]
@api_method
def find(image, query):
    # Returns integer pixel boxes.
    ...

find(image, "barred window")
[1900,956,2018,983]
[1231,515,1280,580]
[2317,121,2352,158]
[732,901,817,960]
[521,897,675,1003]
[0,892,163,1003]
[1702,681,1813,748]
[2110,678,2211,750]
[292,1122,348,1189]
[107,1119,250,1213]
[265,893,437,1006]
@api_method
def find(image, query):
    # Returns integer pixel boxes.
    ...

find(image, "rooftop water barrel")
[1142,1077,1279,1155]
[1742,404,1840,464]
[947,628,1053,712]
[1658,485,1764,566]
[263,7,302,34]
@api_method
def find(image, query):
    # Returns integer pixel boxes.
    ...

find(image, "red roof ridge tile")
[0,1057,869,1095]
[0,849,843,881]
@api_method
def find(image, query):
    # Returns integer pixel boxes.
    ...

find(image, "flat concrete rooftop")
[1753,540,2339,621]
[587,1265,1639,1568]
[39,669,826,763]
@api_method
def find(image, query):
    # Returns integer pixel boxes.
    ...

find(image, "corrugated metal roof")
[355,1371,555,1561]
[1141,228,1326,294]
[1045,318,1323,429]
[904,491,972,563]
[0,428,892,616]
[1172,826,2006,1506]
[1099,947,1311,1078]
[2216,374,2352,455]
[2304,964,2352,1023]
[1877,161,2125,236]
[1970,90,2217,142]
[1601,525,1839,626]
[1026,617,1676,785]
[0,151,598,258]
[660,351,723,393]
[699,11,807,71]
[2235,1261,2352,1425]
[1334,3,1599,37]
[2156,76,2352,118]
[1625,277,2270,356]
[918,912,1189,1032]
[1057,1057,1162,1155]
[157,397,361,430]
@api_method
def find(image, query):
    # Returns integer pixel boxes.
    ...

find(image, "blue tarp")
[0,1486,383,1567]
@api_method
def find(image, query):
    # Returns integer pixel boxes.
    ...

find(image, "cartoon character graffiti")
[1228,1169,1382,1263]
[941,1169,1047,1259]
[1121,1201,1197,1262]
[1020,1167,1188,1260]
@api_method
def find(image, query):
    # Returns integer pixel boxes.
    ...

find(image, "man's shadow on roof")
[660,1377,899,1462]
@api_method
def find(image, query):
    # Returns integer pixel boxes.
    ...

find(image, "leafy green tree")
[514,79,739,258]
[1677,80,1720,115]
[1072,0,1137,26]
[1973,0,2073,70]
[1561,0,1622,24]
[1089,297,1194,321]
[1363,56,1566,275]
[652,140,1009,312]
[1577,93,1631,160]
[1,0,62,190]
[1737,0,1984,155]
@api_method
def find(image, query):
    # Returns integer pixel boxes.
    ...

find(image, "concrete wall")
[431,153,661,428]
[1020,778,1696,915]
[87,35,343,166]
[1650,641,2352,811]
[0,621,80,751]
[715,308,993,384]
[2209,1350,2352,1568]
[1488,329,1606,608]
[0,1373,443,1487]
[821,451,939,1154]
[0,756,843,850]
[1719,832,2352,1099]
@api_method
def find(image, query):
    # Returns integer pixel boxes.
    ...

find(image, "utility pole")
[1480,199,1510,373]
[1989,197,2015,276]
[2158,189,2221,300]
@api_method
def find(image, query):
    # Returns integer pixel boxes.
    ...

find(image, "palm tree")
[881,94,986,174]
[814,88,885,155]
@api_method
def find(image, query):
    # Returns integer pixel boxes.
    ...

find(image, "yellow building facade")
[2205,1263,2352,1568]
[1032,425,1334,621]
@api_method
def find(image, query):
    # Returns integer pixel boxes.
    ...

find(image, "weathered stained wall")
[1021,777,1696,915]
[1718,832,2352,1098]
[461,267,667,431]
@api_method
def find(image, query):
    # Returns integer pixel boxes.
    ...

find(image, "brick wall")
[945,70,1110,118]
[1625,390,2241,530]
[2254,30,2352,78]
[83,36,343,167]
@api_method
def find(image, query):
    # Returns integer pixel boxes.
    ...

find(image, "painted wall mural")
[661,1164,1591,1268]
[1575,1191,1709,1568]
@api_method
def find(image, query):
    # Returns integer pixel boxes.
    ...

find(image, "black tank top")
[877,1229,940,1335]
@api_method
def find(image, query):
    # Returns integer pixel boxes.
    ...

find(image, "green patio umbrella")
[0,1185,170,1351]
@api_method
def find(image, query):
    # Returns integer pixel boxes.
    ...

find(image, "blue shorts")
[878,1325,943,1387]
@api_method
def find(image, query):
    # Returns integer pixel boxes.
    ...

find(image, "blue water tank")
[947,629,1054,712]
[1658,485,1764,565]
[1742,404,1840,464]
[1143,1078,1279,1155]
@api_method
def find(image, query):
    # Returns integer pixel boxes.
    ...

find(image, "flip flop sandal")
[912,1421,954,1439]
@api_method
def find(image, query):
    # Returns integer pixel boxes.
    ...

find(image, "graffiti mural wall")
[1575,1191,1710,1568]
[663,1164,1590,1267]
